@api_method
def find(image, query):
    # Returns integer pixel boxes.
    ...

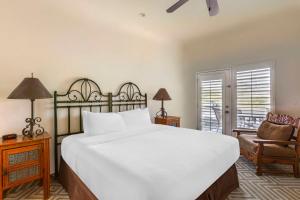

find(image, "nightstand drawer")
[3,164,41,189]
[3,144,41,168]
[155,116,180,127]
[2,144,43,189]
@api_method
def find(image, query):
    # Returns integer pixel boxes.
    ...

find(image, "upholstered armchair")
[233,112,300,177]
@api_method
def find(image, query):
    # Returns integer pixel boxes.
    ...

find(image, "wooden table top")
[0,133,51,147]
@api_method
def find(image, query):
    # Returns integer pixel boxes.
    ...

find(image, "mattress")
[61,125,240,200]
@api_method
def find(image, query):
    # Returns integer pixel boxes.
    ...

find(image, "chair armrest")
[233,129,257,136]
[253,139,300,146]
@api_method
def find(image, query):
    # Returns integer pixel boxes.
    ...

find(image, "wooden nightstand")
[155,116,180,127]
[0,133,51,200]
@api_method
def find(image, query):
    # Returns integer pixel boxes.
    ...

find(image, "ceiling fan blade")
[166,0,190,13]
[206,0,219,16]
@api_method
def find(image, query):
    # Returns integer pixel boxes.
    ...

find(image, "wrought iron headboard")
[54,78,147,176]
[112,82,147,112]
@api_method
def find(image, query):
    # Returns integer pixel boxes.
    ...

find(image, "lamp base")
[22,117,45,137]
[156,109,168,118]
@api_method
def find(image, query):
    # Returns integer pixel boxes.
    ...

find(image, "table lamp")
[153,88,171,118]
[7,74,52,137]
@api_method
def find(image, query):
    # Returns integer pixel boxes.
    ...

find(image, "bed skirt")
[59,157,239,200]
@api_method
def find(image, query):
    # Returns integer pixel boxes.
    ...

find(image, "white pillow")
[118,108,152,129]
[83,111,126,135]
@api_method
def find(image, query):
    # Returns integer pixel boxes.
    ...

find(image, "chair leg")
[293,161,299,178]
[256,164,262,176]
[256,144,263,176]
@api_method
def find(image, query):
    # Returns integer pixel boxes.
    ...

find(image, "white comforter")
[61,125,240,200]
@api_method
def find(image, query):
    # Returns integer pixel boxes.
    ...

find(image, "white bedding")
[61,125,240,200]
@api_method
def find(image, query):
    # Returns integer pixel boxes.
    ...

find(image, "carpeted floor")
[227,157,300,200]
[4,157,300,200]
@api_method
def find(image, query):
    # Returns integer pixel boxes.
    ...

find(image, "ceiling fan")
[166,0,219,16]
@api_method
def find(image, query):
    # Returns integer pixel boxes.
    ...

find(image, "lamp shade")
[8,77,52,100]
[153,88,171,101]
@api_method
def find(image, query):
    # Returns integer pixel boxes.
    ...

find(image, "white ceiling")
[48,0,300,42]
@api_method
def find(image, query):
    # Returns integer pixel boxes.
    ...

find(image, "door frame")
[196,68,232,134]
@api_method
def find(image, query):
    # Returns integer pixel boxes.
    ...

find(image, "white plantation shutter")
[236,67,272,129]
[200,79,223,132]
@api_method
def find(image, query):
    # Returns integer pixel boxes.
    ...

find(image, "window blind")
[236,67,271,129]
[200,79,222,132]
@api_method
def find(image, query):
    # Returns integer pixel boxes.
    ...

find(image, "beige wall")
[0,1,186,172]
[181,8,300,128]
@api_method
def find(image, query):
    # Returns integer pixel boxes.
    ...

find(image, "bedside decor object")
[7,74,52,137]
[2,134,17,141]
[0,133,51,199]
[155,116,180,127]
[153,88,171,118]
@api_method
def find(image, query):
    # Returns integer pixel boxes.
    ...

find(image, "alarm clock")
[2,133,17,140]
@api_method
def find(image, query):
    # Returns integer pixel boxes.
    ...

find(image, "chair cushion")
[257,120,294,142]
[238,134,296,158]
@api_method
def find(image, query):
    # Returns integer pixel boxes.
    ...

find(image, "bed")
[54,78,240,200]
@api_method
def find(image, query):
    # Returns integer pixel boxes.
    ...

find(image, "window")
[200,79,223,132]
[235,65,273,129]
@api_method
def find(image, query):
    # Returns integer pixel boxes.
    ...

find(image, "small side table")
[0,133,51,200]
[155,116,180,127]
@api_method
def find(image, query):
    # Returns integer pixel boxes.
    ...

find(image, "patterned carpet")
[227,157,300,200]
[4,180,69,200]
[4,157,300,200]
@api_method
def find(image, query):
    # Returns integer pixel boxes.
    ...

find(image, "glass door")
[197,70,231,134]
